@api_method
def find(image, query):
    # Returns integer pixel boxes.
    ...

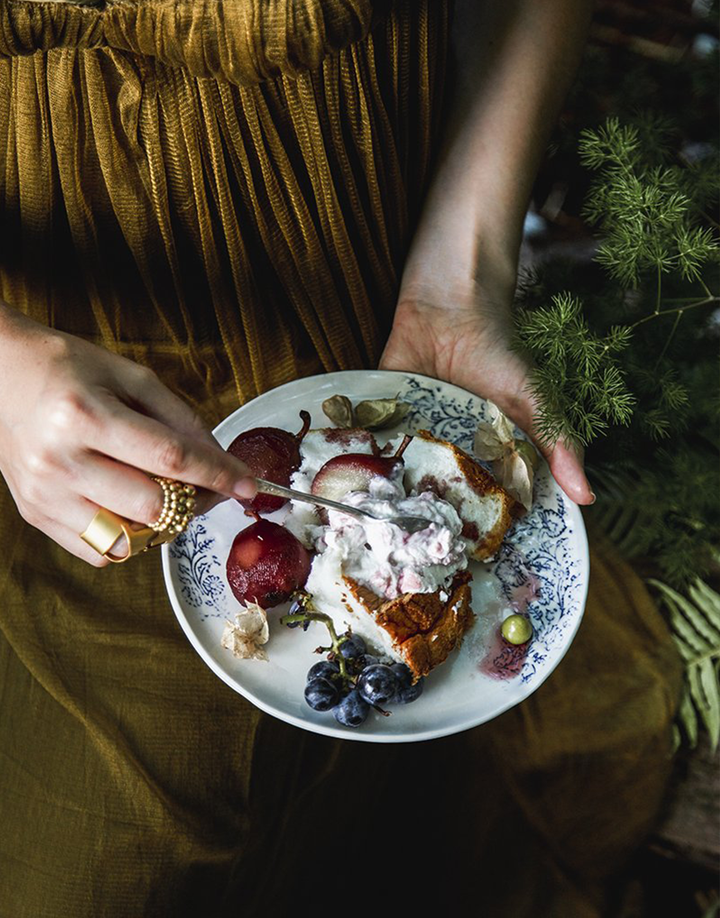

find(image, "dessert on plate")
[284,425,517,680]
[222,404,522,728]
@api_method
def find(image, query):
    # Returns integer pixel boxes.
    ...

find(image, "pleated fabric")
[0,3,683,917]
[0,0,446,414]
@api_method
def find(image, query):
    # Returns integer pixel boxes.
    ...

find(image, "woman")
[0,1,681,915]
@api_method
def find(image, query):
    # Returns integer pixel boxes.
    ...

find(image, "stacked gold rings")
[148,476,197,535]
[80,477,197,563]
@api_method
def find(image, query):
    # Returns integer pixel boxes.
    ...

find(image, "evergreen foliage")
[516,291,634,446]
[514,108,720,747]
[514,113,719,572]
[578,117,718,286]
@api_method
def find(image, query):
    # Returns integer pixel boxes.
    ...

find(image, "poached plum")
[226,519,311,609]
[227,411,311,513]
[310,434,413,502]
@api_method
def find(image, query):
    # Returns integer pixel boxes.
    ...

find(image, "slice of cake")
[341,571,473,679]
[398,430,518,560]
[303,510,474,679]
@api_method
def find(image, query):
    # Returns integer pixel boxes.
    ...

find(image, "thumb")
[541,438,595,506]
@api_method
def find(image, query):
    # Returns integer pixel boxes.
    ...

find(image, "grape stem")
[279,608,353,682]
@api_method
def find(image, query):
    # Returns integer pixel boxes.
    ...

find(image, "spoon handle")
[254,478,372,522]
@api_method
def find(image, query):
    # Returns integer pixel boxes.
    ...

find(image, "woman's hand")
[380,283,593,505]
[0,305,256,566]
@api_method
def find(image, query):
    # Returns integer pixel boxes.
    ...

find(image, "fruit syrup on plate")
[224,417,423,728]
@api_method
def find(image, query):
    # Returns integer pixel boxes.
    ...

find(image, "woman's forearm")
[402,0,593,301]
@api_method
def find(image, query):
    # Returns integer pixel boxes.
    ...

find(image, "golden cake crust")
[343,570,474,680]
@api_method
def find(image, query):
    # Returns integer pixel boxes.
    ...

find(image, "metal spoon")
[254,478,430,534]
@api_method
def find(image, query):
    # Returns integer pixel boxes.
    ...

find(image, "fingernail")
[589,491,596,505]
[233,479,257,500]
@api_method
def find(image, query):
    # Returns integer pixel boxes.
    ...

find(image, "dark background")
[524,2,718,915]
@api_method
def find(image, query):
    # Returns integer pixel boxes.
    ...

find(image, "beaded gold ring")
[148,476,197,535]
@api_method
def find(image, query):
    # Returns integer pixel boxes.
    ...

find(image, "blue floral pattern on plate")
[169,519,226,619]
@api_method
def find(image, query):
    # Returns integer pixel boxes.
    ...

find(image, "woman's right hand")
[0,304,257,566]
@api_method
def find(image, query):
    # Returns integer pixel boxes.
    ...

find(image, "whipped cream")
[308,475,467,600]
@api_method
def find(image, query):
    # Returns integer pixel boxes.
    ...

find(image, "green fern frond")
[588,468,656,557]
[648,579,720,750]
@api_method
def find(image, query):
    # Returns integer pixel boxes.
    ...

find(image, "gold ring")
[148,476,197,535]
[80,508,178,563]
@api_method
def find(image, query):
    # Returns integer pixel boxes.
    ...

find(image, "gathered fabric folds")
[0,0,445,412]
[0,0,386,83]
[0,2,683,917]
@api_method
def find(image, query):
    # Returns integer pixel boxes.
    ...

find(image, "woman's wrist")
[398,0,593,318]
[398,174,520,324]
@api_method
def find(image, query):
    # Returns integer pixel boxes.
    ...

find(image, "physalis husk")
[473,401,539,512]
[221,601,270,661]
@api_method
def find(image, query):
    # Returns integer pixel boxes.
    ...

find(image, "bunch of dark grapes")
[302,632,424,728]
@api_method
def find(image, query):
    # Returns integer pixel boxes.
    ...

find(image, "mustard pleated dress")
[0,2,683,916]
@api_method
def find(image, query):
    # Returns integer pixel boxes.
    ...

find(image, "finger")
[84,398,257,499]
[119,364,218,444]
[545,441,595,506]
[482,390,595,506]
[29,502,112,568]
[487,376,595,507]
[54,521,112,567]
[73,453,226,525]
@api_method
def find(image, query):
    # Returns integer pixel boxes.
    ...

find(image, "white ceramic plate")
[161,370,589,743]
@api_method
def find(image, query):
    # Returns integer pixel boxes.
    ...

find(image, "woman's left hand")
[379,283,594,506]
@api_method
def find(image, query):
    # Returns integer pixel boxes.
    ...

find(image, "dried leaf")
[486,400,516,445]
[493,449,534,512]
[473,400,516,461]
[382,401,412,428]
[221,601,270,661]
[474,402,536,510]
[322,395,355,429]
[355,398,410,429]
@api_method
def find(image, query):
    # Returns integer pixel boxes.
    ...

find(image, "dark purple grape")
[333,690,370,728]
[304,677,340,711]
[390,663,424,704]
[360,654,382,669]
[338,633,366,660]
[357,664,399,706]
[307,660,340,682]
[285,595,310,630]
